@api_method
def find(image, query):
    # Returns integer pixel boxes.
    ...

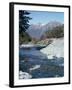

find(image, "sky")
[28,10,64,25]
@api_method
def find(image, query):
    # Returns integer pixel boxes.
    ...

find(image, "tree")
[45,24,64,38]
[19,10,32,44]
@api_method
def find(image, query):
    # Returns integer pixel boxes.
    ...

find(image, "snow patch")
[19,71,32,79]
[29,65,40,71]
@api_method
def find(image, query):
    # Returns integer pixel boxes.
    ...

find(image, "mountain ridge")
[26,21,63,39]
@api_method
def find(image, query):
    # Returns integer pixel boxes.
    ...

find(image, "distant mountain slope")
[26,21,63,39]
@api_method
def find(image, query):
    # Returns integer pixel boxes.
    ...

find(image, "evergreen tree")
[19,10,32,44]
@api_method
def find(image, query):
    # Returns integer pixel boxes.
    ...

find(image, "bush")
[19,32,31,45]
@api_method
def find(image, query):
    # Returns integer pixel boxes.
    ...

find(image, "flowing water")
[19,47,64,79]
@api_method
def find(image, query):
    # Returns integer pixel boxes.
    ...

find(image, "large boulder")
[40,38,64,59]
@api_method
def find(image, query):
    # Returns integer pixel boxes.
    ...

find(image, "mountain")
[26,24,46,39]
[26,21,63,39]
[44,21,62,30]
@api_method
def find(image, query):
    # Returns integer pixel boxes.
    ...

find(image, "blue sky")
[28,10,64,24]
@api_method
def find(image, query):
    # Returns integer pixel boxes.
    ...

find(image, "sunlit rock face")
[40,38,64,59]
